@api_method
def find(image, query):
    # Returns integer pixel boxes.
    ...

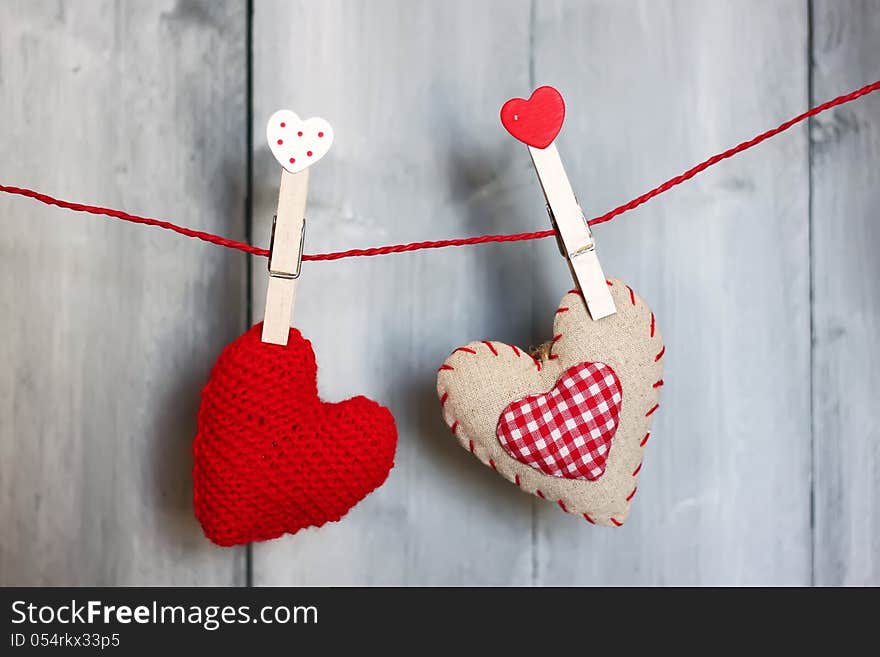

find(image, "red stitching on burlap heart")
[436,280,664,527]
[193,325,397,546]
[496,361,623,481]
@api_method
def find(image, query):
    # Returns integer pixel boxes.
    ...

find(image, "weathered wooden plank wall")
[0,0,877,586]
[811,0,880,586]
[250,0,538,585]
[0,0,248,585]
[531,0,812,585]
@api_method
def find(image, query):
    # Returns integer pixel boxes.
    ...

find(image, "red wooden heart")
[496,361,622,481]
[500,85,565,148]
[193,324,397,546]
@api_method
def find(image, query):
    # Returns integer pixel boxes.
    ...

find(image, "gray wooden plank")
[811,0,880,586]
[250,0,537,584]
[532,0,813,584]
[0,0,248,585]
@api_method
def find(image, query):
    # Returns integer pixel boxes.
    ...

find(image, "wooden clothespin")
[262,109,334,345]
[501,86,616,321]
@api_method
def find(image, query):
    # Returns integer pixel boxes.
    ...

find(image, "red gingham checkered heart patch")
[496,361,623,481]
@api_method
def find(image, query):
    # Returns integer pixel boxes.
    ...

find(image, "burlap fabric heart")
[437,279,664,526]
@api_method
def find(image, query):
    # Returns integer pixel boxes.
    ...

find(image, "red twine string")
[2,78,878,262]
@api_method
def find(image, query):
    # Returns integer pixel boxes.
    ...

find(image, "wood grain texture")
[0,0,877,586]
[250,0,538,585]
[811,0,880,586]
[530,0,812,584]
[0,0,248,585]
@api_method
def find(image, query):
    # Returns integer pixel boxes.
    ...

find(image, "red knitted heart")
[496,361,623,481]
[193,324,397,546]
[500,85,565,149]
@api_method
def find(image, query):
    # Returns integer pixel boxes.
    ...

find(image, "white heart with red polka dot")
[266,110,334,174]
